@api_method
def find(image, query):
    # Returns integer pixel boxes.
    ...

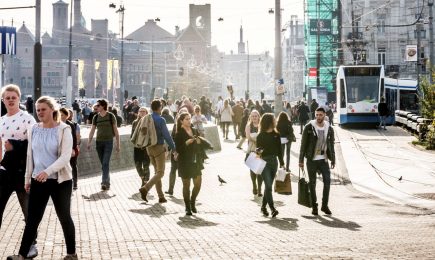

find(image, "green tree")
[419,78,435,119]
[419,77,435,149]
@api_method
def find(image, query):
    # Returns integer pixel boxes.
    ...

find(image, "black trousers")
[0,169,29,229]
[134,147,151,182]
[19,179,75,256]
[70,156,78,187]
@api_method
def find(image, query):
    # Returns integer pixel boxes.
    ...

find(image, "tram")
[336,65,385,125]
[384,78,418,124]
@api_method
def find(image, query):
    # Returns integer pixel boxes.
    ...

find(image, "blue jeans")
[379,115,387,129]
[96,140,113,186]
[306,159,331,207]
[261,156,278,210]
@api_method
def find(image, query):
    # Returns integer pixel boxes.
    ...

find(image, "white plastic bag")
[245,152,266,175]
[276,168,287,182]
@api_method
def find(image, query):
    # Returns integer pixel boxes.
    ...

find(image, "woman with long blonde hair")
[244,110,263,196]
[8,96,77,260]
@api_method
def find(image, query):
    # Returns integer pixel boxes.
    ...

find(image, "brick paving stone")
[1,129,435,259]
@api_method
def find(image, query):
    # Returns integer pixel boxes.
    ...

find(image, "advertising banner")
[78,59,85,89]
[405,45,417,62]
[309,19,331,35]
[0,26,16,55]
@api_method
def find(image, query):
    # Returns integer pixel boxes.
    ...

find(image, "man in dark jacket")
[297,101,310,134]
[299,107,335,216]
[310,99,319,119]
[378,97,388,130]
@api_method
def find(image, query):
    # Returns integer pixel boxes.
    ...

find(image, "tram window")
[380,79,384,97]
[345,76,380,103]
[340,79,346,108]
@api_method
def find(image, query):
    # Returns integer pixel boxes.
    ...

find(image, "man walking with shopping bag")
[299,107,335,215]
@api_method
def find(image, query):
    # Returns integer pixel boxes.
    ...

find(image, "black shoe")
[321,205,332,215]
[271,209,279,218]
[190,202,197,213]
[101,184,107,191]
[165,190,173,196]
[312,206,318,215]
[159,197,167,203]
[139,186,148,202]
[252,187,258,195]
[185,207,193,216]
[73,185,78,190]
[261,207,269,217]
[257,192,263,197]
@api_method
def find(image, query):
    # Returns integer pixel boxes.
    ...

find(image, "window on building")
[378,48,386,65]
[377,14,386,34]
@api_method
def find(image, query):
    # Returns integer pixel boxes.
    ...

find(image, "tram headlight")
[374,105,378,109]
[348,105,353,109]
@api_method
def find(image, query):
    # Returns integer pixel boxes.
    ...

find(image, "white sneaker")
[27,244,38,258]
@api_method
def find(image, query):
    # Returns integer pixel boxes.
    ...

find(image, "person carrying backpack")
[87,99,120,191]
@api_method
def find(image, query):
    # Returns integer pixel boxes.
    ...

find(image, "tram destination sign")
[0,26,17,55]
[309,19,331,35]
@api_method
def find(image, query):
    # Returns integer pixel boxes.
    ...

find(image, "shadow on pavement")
[82,192,116,201]
[177,216,219,229]
[128,192,155,202]
[255,217,299,231]
[250,198,285,207]
[129,203,168,217]
[302,215,361,231]
[168,196,185,205]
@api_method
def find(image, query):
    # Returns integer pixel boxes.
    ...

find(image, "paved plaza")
[1,127,435,259]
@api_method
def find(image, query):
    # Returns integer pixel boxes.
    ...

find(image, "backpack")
[131,114,157,148]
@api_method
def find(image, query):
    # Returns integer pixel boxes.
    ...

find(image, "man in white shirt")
[0,84,38,258]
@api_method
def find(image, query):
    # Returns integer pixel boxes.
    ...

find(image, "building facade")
[341,0,432,79]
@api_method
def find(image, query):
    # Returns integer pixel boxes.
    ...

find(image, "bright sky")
[0,0,304,55]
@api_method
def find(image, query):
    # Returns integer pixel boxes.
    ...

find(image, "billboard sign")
[405,45,417,62]
[310,19,331,35]
[0,26,16,55]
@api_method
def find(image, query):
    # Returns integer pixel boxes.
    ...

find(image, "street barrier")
[395,110,433,134]
[77,123,221,177]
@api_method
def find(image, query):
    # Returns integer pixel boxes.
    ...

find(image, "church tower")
[238,25,246,54]
[52,0,68,45]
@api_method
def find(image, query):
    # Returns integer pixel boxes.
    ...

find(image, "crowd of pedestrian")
[0,81,342,259]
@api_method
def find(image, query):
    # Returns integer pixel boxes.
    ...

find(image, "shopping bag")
[297,168,312,208]
[275,172,292,195]
[276,168,287,182]
[244,152,266,175]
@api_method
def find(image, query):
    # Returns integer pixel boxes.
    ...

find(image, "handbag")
[274,171,292,195]
[297,168,312,208]
[244,152,266,175]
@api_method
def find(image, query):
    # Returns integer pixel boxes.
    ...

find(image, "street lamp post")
[34,0,42,109]
[274,0,283,114]
[429,0,434,84]
[67,0,73,108]
[109,3,125,106]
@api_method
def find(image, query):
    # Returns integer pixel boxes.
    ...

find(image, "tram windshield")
[344,67,380,103]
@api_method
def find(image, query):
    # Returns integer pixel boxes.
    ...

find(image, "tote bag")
[275,171,292,195]
[297,168,312,208]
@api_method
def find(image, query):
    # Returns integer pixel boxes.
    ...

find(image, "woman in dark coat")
[276,112,295,172]
[174,112,204,216]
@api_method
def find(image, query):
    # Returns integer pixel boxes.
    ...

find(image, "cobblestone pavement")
[1,131,435,259]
